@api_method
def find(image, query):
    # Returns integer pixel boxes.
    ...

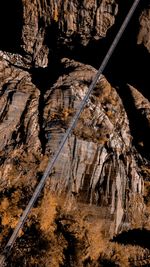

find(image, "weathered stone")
[43,58,144,233]
[137,7,150,52]
[12,0,118,67]
[128,84,150,126]
[0,57,41,155]
[0,1,150,266]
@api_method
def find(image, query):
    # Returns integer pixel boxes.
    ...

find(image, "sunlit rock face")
[43,58,144,233]
[0,56,145,235]
[0,0,118,68]
[0,56,41,154]
[0,1,150,266]
[137,7,150,52]
[56,0,118,45]
[18,0,118,67]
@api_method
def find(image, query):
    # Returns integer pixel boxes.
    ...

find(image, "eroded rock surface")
[43,58,144,234]
[137,7,150,52]
[6,0,118,68]
[0,0,150,266]
[0,57,146,236]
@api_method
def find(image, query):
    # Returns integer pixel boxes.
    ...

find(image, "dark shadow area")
[116,83,150,159]
[43,0,150,160]
[112,228,150,249]
[30,56,63,153]
[6,222,49,267]
[31,29,93,150]
[56,218,77,267]
[99,259,119,267]
[105,1,150,101]
[31,19,72,89]
[28,1,150,156]
[55,0,136,65]
[46,0,150,101]
[0,0,23,52]
[98,0,149,101]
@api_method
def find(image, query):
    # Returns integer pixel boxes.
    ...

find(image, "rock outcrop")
[43,58,144,234]
[0,0,118,68]
[0,0,150,266]
[137,7,150,52]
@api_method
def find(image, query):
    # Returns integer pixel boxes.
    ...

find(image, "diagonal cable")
[0,0,141,265]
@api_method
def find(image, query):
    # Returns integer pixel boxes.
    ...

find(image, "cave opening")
[0,0,23,52]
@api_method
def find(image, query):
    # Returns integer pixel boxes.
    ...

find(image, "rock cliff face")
[0,0,118,68]
[0,0,150,266]
[138,7,150,52]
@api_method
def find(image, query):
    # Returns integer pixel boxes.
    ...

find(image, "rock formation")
[137,6,150,52]
[0,0,150,266]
